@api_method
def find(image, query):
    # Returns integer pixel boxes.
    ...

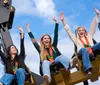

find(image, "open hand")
[94,8,100,14]
[26,23,30,32]
[60,12,64,21]
[18,26,24,33]
[52,16,58,23]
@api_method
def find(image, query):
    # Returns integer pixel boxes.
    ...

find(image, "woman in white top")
[60,8,100,75]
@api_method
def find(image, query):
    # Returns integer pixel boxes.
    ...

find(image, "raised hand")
[26,23,30,32]
[52,16,58,23]
[94,8,100,14]
[60,13,65,21]
[4,0,8,4]
[18,26,24,33]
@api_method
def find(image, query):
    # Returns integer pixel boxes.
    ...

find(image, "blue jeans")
[0,68,27,85]
[0,63,4,78]
[92,42,100,51]
[78,42,100,72]
[42,55,70,79]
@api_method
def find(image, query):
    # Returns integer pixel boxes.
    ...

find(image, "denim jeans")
[92,42,100,51]
[0,68,26,85]
[42,55,70,79]
[78,42,100,72]
[0,62,4,78]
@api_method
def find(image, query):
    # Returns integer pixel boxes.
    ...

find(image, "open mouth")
[44,41,49,44]
[80,33,84,35]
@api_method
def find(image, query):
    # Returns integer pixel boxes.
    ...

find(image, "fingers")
[18,26,24,33]
[26,23,30,32]
[26,23,30,28]
[94,8,100,14]
[52,16,58,23]
[52,16,56,21]
[60,12,64,15]
[18,26,22,30]
[52,16,56,20]
[60,12,64,21]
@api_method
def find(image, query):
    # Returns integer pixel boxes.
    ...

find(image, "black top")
[0,35,27,74]
[28,23,61,60]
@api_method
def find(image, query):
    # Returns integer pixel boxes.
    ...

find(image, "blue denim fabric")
[78,42,100,72]
[42,55,70,78]
[0,68,26,85]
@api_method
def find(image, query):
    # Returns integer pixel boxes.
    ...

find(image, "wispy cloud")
[12,0,57,18]
[12,0,37,16]
[34,0,57,17]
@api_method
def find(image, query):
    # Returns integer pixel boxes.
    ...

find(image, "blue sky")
[0,0,100,85]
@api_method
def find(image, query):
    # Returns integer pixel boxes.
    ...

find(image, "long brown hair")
[40,34,52,61]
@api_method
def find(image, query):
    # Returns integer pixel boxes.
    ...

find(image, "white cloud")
[57,29,74,59]
[58,38,74,59]
[12,0,37,16]
[12,0,57,18]
[34,0,57,17]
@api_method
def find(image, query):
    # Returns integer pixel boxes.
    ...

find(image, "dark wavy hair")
[7,45,18,59]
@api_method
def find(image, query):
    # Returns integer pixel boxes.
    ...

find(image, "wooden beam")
[54,72,66,85]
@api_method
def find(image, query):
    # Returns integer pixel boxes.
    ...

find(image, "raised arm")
[18,26,25,58]
[52,17,59,47]
[60,13,77,45]
[88,8,100,37]
[26,24,40,53]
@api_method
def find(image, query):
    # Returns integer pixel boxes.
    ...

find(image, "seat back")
[50,62,64,75]
[40,61,64,77]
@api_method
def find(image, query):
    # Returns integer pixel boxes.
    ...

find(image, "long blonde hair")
[40,34,52,61]
[75,26,88,39]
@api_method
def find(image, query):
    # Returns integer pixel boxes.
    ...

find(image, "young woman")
[60,8,100,75]
[26,17,70,84]
[0,26,27,85]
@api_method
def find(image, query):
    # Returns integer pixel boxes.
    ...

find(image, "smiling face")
[41,34,52,47]
[77,27,87,38]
